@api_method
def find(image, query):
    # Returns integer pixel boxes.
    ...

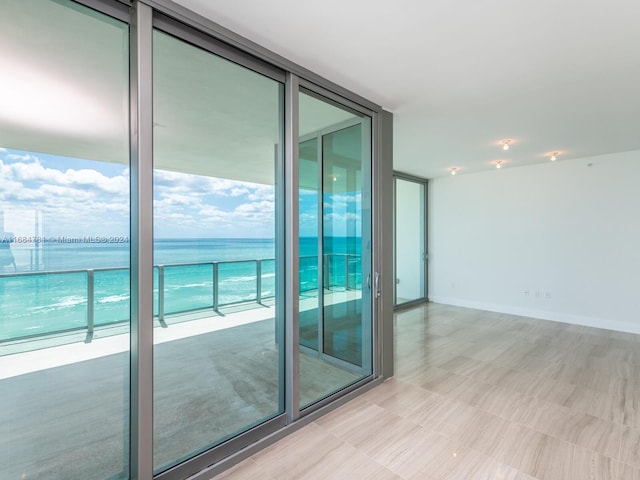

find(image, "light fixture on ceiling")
[550,151,559,161]
[496,160,503,169]
[332,175,337,182]
[450,167,457,176]
[502,139,512,151]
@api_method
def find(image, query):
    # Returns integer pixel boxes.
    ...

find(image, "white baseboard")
[428,296,640,335]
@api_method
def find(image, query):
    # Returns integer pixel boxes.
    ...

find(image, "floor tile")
[621,426,640,468]
[211,303,640,480]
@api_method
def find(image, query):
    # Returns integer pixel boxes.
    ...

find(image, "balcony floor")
[0,292,364,480]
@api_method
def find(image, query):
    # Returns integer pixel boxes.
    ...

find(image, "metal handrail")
[0,254,361,342]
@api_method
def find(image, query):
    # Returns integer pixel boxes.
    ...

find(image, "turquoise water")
[0,237,361,341]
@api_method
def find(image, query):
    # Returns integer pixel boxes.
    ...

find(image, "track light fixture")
[450,167,457,176]
[496,160,503,169]
[551,152,559,161]
[502,139,512,151]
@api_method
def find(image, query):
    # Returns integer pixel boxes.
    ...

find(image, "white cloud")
[235,200,274,214]
[152,168,276,236]
[230,187,249,197]
[323,212,360,222]
[197,205,232,221]
[4,158,128,195]
[1,151,277,238]
[0,156,130,236]
[154,170,264,199]
[154,193,201,208]
[6,153,38,162]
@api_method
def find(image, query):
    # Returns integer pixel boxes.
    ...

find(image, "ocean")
[0,237,361,342]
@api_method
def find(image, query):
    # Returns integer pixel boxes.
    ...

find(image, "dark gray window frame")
[393,172,429,310]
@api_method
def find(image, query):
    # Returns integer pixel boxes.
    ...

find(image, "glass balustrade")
[0,254,359,344]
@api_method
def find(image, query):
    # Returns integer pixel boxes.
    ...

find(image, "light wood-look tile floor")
[212,303,640,480]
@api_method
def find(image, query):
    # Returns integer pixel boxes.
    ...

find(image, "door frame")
[298,114,373,377]
[393,172,429,310]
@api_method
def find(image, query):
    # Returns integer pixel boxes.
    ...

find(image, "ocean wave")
[226,275,259,282]
[98,294,130,304]
[31,295,86,309]
[167,283,211,290]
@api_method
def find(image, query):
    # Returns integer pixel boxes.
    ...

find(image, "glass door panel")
[298,92,372,409]
[152,30,284,473]
[299,138,320,351]
[0,1,130,478]
[322,125,364,366]
[394,177,427,306]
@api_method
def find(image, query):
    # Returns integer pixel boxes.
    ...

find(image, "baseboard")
[429,296,640,335]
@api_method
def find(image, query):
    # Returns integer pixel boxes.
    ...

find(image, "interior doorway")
[393,173,428,308]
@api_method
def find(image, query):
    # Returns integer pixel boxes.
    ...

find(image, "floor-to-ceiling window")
[152,26,285,473]
[0,1,130,478]
[1,1,385,479]
[298,90,373,409]
[394,174,428,307]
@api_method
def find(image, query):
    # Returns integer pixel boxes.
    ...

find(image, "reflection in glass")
[299,138,319,350]
[394,178,426,305]
[152,30,284,472]
[322,125,365,366]
[0,1,130,479]
[298,92,372,409]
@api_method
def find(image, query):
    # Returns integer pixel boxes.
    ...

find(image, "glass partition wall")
[0,1,381,479]
[393,174,428,307]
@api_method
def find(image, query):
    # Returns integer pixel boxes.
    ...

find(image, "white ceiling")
[0,0,356,187]
[172,0,640,178]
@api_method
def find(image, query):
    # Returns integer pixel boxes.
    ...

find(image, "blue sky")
[0,147,361,240]
[0,148,361,238]
[0,147,275,239]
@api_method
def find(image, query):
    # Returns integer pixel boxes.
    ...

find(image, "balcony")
[0,253,361,347]
[0,254,364,478]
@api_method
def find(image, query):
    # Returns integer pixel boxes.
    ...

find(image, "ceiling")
[0,0,356,187]
[172,0,640,178]
[2,0,638,182]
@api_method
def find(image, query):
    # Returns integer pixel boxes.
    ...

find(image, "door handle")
[374,272,381,298]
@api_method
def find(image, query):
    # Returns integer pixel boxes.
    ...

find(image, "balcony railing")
[0,254,360,343]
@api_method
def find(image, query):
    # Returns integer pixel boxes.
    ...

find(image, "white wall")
[429,150,640,334]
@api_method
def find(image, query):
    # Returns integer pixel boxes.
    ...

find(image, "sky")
[0,147,275,239]
[0,147,361,240]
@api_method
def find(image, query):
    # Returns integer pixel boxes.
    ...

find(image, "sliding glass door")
[1,2,382,478]
[299,91,373,409]
[0,1,130,478]
[394,175,428,307]
[152,27,284,473]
